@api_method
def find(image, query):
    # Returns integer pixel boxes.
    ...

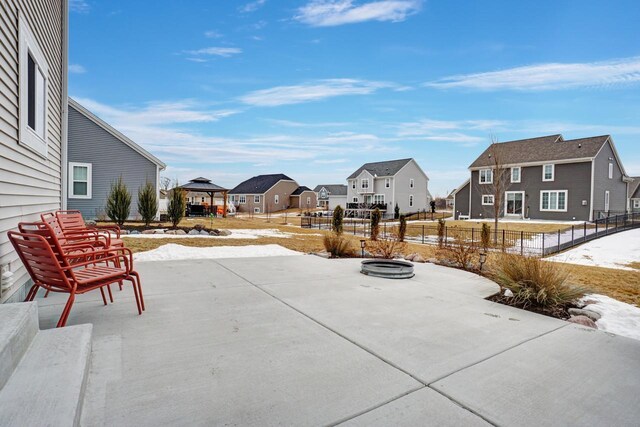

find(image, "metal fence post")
[422,225,425,244]
[471,228,475,245]
[605,217,609,234]
[583,222,587,242]
[502,230,505,251]
[542,233,545,256]
[571,225,574,246]
[520,231,524,255]
[557,229,561,252]
[445,227,448,245]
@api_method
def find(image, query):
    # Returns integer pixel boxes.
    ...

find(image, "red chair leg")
[24,284,39,302]
[128,277,142,315]
[57,293,76,328]
[131,272,145,311]
[99,287,108,306]
[106,284,114,303]
[44,289,50,298]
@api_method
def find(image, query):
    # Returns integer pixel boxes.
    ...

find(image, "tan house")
[229,174,314,214]
[290,186,317,211]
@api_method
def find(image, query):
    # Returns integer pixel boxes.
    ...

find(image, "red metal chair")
[8,230,144,328]
[54,210,123,248]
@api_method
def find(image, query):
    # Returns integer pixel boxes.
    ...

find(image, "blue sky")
[68,0,640,196]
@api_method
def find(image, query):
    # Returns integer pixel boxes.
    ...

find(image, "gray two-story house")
[67,98,166,219]
[314,184,348,210]
[452,134,631,222]
[346,158,431,217]
[629,177,640,213]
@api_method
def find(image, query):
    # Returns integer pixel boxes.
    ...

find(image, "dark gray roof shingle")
[469,134,611,168]
[178,177,228,192]
[313,184,348,197]
[229,174,294,194]
[347,158,413,179]
[291,186,312,195]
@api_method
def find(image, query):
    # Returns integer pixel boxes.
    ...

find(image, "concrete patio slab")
[432,324,640,427]
[340,387,490,426]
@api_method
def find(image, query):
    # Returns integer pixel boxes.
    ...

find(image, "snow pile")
[581,294,640,341]
[134,244,301,262]
[546,229,640,270]
[126,229,302,240]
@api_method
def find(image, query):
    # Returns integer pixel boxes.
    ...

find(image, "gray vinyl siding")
[0,0,65,303]
[592,140,627,214]
[470,162,592,221]
[393,160,428,213]
[67,104,158,219]
[453,182,470,219]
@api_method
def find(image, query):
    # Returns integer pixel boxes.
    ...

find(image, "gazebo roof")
[178,178,228,193]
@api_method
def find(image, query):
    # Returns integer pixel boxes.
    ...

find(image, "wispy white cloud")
[69,0,90,13]
[240,0,267,13]
[266,118,351,128]
[313,158,348,164]
[295,0,422,27]
[240,78,395,106]
[185,47,242,58]
[204,30,223,38]
[426,56,640,91]
[69,64,86,74]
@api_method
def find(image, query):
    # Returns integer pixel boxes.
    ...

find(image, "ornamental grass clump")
[323,233,354,258]
[492,254,586,310]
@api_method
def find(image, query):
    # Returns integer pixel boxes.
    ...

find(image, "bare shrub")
[323,233,354,258]
[367,238,407,259]
[481,223,491,251]
[438,233,478,270]
[370,208,381,241]
[398,215,407,242]
[492,254,586,309]
[437,219,446,248]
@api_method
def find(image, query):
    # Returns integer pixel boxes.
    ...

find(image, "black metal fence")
[301,212,640,257]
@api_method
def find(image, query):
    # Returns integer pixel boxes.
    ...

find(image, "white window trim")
[608,163,613,179]
[352,197,358,203]
[19,17,49,158]
[409,194,414,207]
[481,194,494,205]
[361,178,369,189]
[254,207,260,213]
[238,195,246,204]
[306,196,311,205]
[68,162,92,199]
[254,195,260,203]
[511,167,521,183]
[409,178,414,188]
[479,169,493,184]
[274,194,279,204]
[542,164,555,182]
[351,180,356,189]
[373,194,385,204]
[540,190,568,212]
[604,190,610,211]
[385,178,390,188]
[633,199,640,209]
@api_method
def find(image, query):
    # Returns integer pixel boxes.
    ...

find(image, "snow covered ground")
[546,229,640,270]
[581,294,640,341]
[134,244,301,262]
[124,229,319,240]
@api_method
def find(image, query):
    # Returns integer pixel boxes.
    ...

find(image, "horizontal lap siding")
[0,0,64,303]
[67,105,159,219]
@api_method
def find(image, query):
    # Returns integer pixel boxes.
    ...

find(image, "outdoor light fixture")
[479,252,487,271]
[360,240,366,258]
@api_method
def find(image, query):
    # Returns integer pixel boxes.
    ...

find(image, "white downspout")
[60,0,69,210]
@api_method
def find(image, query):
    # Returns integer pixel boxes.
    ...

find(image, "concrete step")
[0,324,93,427]
[0,302,39,390]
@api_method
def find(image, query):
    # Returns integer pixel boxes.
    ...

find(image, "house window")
[373,194,385,204]
[306,196,311,205]
[254,207,260,213]
[482,195,494,205]
[479,169,493,184]
[254,195,260,203]
[633,200,640,209]
[353,197,358,203]
[351,180,356,189]
[361,179,369,189]
[274,194,279,204]
[238,195,246,204]
[320,189,327,198]
[409,179,414,188]
[608,163,613,179]
[68,162,92,199]
[385,178,390,188]
[19,18,49,157]
[511,167,521,183]
[409,195,414,207]
[604,191,610,212]
[202,197,205,203]
[543,164,554,181]
[229,195,235,203]
[540,190,567,211]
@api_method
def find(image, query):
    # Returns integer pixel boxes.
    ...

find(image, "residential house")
[67,98,166,219]
[290,186,317,211]
[313,184,348,210]
[346,158,430,217]
[453,134,631,221]
[0,0,68,303]
[629,177,640,212]
[229,174,308,214]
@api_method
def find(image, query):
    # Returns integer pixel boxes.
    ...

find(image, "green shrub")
[370,208,381,241]
[167,184,186,228]
[137,181,158,227]
[481,223,491,250]
[323,233,354,258]
[332,205,344,234]
[492,254,586,309]
[106,176,131,226]
[398,214,407,242]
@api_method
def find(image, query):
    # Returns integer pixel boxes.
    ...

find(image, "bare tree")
[160,176,171,192]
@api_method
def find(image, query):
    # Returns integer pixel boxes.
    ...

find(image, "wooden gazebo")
[178,177,229,218]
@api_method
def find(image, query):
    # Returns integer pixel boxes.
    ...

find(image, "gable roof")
[448,179,470,198]
[630,177,640,199]
[347,158,413,179]
[178,177,228,192]
[313,184,348,196]
[291,186,312,196]
[68,98,166,169]
[229,174,294,194]
[469,134,613,168]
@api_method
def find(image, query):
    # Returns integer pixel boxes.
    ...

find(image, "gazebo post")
[223,190,228,218]
[209,191,214,216]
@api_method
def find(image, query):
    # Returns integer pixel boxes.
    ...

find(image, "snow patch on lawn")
[134,244,301,262]
[546,229,640,270]
[581,294,640,341]
[125,229,314,240]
